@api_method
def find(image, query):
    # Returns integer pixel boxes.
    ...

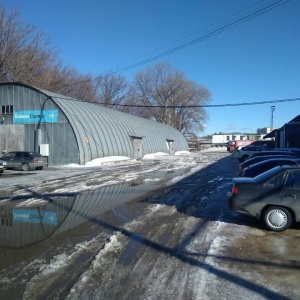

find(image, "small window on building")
[226,136,230,141]
[2,105,13,114]
[240,136,244,140]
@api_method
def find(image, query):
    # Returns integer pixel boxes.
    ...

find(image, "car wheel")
[263,206,292,232]
[22,163,30,171]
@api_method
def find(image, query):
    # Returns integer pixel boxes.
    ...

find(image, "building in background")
[264,115,300,148]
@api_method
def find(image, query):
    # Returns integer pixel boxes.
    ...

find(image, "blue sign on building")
[13,109,58,124]
[13,208,58,225]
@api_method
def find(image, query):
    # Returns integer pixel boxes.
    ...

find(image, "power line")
[54,0,289,89]
[102,97,300,108]
[108,0,270,71]
[111,0,289,74]
[53,95,300,108]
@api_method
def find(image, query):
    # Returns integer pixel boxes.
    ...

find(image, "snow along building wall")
[0,83,189,166]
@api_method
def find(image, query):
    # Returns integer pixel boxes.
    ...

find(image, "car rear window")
[265,173,285,188]
[28,152,43,157]
[33,152,43,156]
[254,166,283,182]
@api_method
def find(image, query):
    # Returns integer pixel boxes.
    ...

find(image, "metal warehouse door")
[167,139,175,155]
[132,137,143,159]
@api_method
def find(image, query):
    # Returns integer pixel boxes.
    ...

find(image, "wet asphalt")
[0,152,300,299]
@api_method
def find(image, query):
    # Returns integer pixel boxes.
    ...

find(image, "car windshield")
[2,152,15,158]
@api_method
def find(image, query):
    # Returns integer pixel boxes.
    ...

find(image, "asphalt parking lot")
[1,151,300,299]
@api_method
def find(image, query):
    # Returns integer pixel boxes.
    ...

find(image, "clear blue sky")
[4,0,300,136]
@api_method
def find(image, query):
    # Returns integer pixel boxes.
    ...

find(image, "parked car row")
[227,147,300,232]
[231,145,300,162]
[240,158,300,178]
[0,151,47,172]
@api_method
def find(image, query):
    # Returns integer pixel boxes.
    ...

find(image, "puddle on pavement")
[0,166,197,271]
[0,180,168,250]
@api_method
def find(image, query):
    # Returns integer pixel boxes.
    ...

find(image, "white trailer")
[211,134,229,147]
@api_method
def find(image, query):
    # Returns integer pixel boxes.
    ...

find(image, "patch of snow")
[67,233,124,298]
[61,156,133,168]
[200,147,228,152]
[85,156,132,166]
[142,152,170,159]
[175,151,191,156]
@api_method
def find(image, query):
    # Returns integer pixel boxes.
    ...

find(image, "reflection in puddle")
[0,181,164,248]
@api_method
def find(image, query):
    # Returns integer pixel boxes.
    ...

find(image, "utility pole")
[270,106,275,130]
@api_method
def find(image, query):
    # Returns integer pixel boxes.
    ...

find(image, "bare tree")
[94,73,129,109]
[0,5,209,132]
[130,63,211,135]
[0,5,99,101]
[44,64,98,101]
[0,6,57,85]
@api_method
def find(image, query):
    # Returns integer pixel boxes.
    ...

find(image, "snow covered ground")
[1,148,300,300]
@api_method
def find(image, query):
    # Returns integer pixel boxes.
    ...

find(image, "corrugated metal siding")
[0,83,188,165]
[46,90,189,164]
[0,84,80,165]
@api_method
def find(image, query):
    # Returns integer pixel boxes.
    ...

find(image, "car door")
[14,152,26,169]
[282,170,300,220]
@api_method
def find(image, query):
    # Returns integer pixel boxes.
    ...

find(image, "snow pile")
[85,156,132,166]
[62,151,192,168]
[142,152,170,159]
[143,151,192,159]
[175,150,191,156]
[61,156,133,168]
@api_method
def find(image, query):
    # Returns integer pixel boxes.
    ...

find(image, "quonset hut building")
[0,83,189,166]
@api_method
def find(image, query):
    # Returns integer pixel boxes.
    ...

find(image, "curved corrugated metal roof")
[37,87,188,164]
[0,83,188,164]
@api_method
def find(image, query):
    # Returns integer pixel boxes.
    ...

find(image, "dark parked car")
[1,151,47,171]
[241,158,300,177]
[274,148,300,156]
[246,150,300,160]
[238,154,297,176]
[228,165,300,231]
